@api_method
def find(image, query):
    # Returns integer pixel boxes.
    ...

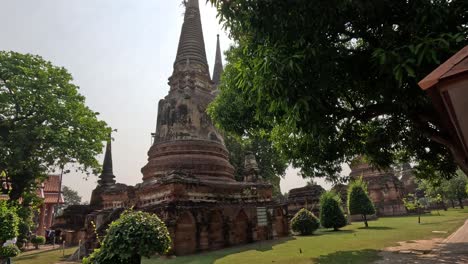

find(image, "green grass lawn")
[144,208,468,264]
[12,246,77,264]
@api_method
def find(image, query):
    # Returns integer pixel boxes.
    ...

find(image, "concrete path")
[376,220,468,263]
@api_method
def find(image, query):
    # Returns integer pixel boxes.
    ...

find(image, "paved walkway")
[376,220,468,263]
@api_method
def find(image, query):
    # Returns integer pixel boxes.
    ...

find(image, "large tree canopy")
[0,51,111,200]
[208,0,468,181]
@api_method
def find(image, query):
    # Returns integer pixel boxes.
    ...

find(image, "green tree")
[0,201,19,245]
[208,0,468,180]
[0,51,111,200]
[403,194,426,224]
[348,178,375,228]
[62,186,82,206]
[319,191,347,231]
[55,186,82,216]
[224,134,288,195]
[417,178,448,211]
[444,171,468,209]
[83,210,171,264]
[290,208,320,236]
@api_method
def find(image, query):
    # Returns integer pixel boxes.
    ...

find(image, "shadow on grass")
[145,237,295,264]
[312,249,381,264]
[14,248,59,259]
[13,248,72,262]
[321,230,355,234]
[357,226,394,230]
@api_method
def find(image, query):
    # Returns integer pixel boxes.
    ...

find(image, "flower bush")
[0,244,20,259]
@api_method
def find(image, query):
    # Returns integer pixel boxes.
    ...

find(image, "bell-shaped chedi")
[141,0,235,182]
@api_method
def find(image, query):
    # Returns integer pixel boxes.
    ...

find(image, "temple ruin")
[287,184,325,217]
[349,157,407,217]
[60,0,288,257]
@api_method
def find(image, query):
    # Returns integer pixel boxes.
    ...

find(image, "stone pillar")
[46,204,55,230]
[37,204,46,236]
[198,225,209,251]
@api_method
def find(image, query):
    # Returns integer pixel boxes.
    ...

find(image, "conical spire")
[98,136,116,186]
[212,34,223,88]
[174,0,209,74]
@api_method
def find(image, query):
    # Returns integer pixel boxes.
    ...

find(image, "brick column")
[37,205,46,236]
[45,204,55,230]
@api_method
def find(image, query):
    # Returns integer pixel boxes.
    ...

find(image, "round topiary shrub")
[31,236,46,249]
[0,244,21,259]
[320,191,347,231]
[290,208,320,235]
[83,210,171,264]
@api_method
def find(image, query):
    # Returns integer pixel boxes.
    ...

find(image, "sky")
[0,0,348,201]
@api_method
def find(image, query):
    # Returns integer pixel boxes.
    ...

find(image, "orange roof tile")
[44,193,64,204]
[43,175,61,193]
[419,45,468,90]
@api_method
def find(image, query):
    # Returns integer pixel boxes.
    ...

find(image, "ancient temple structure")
[400,163,419,196]
[69,0,287,257]
[287,184,325,217]
[90,138,135,210]
[349,157,407,216]
[135,0,287,254]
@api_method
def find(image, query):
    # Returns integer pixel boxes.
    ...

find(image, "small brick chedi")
[76,0,288,256]
[349,158,407,216]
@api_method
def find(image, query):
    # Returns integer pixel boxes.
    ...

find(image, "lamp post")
[419,45,468,171]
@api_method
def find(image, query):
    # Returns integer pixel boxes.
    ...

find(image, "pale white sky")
[0,0,347,201]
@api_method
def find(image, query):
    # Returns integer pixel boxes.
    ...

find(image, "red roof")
[419,45,468,90]
[44,193,64,204]
[43,175,61,193]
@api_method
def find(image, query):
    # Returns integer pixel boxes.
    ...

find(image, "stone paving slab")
[375,220,468,264]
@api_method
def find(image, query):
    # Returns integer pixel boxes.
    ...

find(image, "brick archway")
[232,210,249,245]
[209,210,224,249]
[174,211,197,255]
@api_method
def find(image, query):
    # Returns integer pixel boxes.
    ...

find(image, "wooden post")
[78,240,81,260]
[62,241,66,257]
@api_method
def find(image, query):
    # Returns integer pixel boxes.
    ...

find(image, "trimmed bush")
[83,210,171,264]
[348,178,376,227]
[320,191,347,231]
[291,208,320,235]
[0,244,21,259]
[31,236,45,249]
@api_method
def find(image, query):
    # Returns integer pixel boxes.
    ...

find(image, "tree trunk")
[333,227,339,231]
[363,214,368,228]
[441,201,447,211]
[451,200,456,208]
[458,198,464,209]
[418,209,421,224]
